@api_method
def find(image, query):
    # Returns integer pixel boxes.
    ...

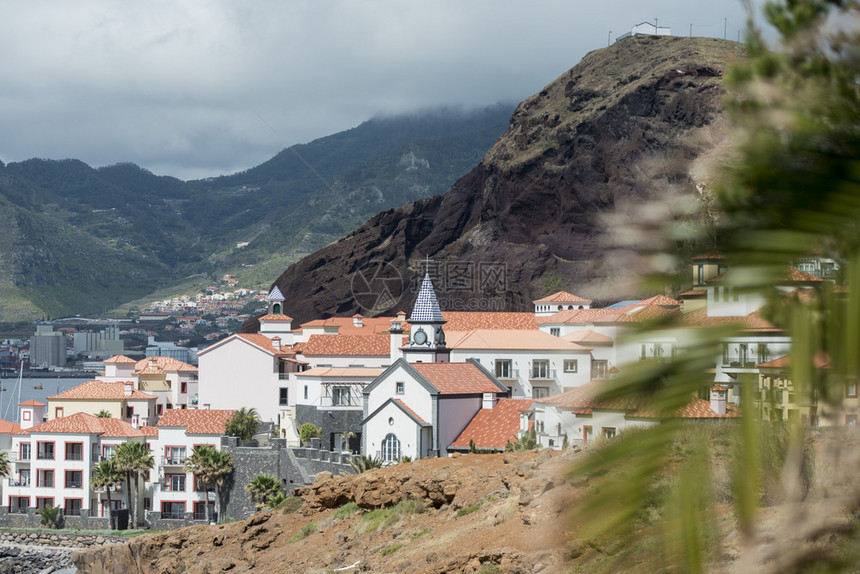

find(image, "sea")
[0,375,91,424]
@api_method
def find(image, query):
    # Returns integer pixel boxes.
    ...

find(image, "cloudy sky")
[0,1,756,180]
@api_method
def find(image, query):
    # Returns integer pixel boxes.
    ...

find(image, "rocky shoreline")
[0,531,127,574]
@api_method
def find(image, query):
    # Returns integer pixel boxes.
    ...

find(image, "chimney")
[271,336,281,351]
[710,385,727,415]
[353,314,364,328]
[482,392,497,410]
[124,382,133,396]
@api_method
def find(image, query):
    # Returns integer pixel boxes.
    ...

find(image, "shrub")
[289,521,318,543]
[381,543,403,556]
[349,455,383,474]
[36,505,60,529]
[299,423,322,444]
[333,502,360,520]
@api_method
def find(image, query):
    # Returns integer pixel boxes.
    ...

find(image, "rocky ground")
[72,449,578,573]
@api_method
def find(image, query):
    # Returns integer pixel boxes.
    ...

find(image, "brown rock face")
[255,36,736,327]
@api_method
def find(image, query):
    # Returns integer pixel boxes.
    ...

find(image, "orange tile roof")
[445,329,591,351]
[562,331,614,345]
[538,305,678,326]
[679,307,782,332]
[538,381,740,419]
[234,333,296,356]
[47,381,156,401]
[139,426,159,437]
[300,316,399,336]
[297,334,390,357]
[533,291,592,304]
[441,312,538,331]
[631,295,680,308]
[679,288,707,297]
[450,399,533,449]
[134,356,198,374]
[410,362,504,395]
[0,419,20,434]
[26,412,145,437]
[259,313,293,321]
[104,355,136,364]
[692,250,725,260]
[758,352,830,369]
[156,409,236,434]
[18,400,46,407]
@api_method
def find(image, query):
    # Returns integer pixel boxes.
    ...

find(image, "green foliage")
[95,410,112,418]
[569,3,860,571]
[562,433,569,450]
[359,498,425,533]
[399,455,412,463]
[114,441,154,529]
[225,408,261,441]
[289,521,318,543]
[469,439,477,453]
[411,527,431,540]
[348,454,383,474]
[90,458,122,528]
[299,423,322,444]
[381,543,403,556]
[246,473,282,510]
[276,496,303,515]
[504,427,539,452]
[36,505,60,529]
[184,445,234,522]
[333,502,360,520]
[265,492,289,509]
[455,495,495,518]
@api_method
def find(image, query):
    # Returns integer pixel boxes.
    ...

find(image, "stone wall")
[0,530,128,573]
[0,507,111,530]
[295,404,363,452]
[220,437,356,521]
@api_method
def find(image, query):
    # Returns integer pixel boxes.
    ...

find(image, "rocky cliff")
[266,36,737,325]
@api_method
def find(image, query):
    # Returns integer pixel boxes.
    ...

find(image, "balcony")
[161,456,187,467]
[528,369,557,381]
[65,481,83,489]
[36,452,54,461]
[6,477,29,488]
[495,368,519,381]
[10,452,30,463]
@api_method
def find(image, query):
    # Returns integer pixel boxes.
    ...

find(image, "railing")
[161,456,186,466]
[8,506,27,514]
[10,452,30,462]
[36,452,54,460]
[278,373,290,380]
[319,396,362,408]
[495,368,519,380]
[162,509,185,520]
[65,481,83,489]
[8,478,29,487]
[528,369,557,380]
[65,453,83,461]
[37,481,54,489]
[65,507,81,516]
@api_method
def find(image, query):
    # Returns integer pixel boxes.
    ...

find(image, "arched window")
[272,302,282,314]
[382,433,400,462]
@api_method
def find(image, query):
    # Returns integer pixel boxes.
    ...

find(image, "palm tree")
[245,473,281,511]
[184,445,234,523]
[90,459,123,529]
[114,441,154,527]
[225,407,261,441]
[95,409,112,418]
[0,451,10,481]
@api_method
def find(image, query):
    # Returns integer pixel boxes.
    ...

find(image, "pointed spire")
[410,273,444,322]
[267,285,285,301]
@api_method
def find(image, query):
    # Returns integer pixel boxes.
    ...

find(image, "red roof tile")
[259,314,293,321]
[0,419,20,434]
[234,333,296,356]
[134,356,198,374]
[680,307,781,332]
[299,316,398,336]
[758,352,830,369]
[297,334,390,357]
[156,409,235,434]
[26,412,145,437]
[441,312,538,331]
[533,291,592,304]
[18,400,46,407]
[104,355,136,364]
[47,381,156,401]
[450,399,533,449]
[410,362,503,395]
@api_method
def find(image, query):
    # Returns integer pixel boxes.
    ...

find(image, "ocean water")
[0,376,91,423]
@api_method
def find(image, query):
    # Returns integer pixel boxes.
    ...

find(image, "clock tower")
[403,273,449,363]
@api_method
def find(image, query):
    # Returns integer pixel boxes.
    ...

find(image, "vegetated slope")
[72,449,575,574]
[0,106,512,321]
[266,36,737,325]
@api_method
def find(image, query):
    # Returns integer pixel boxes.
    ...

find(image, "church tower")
[267,285,285,315]
[402,273,449,363]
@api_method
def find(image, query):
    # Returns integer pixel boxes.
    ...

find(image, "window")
[279,387,288,406]
[64,499,82,516]
[602,427,617,439]
[19,443,31,461]
[495,360,512,379]
[65,470,83,489]
[550,327,560,337]
[16,470,30,487]
[54,407,64,419]
[156,404,164,416]
[531,360,549,379]
[382,433,400,462]
[304,385,308,400]
[847,382,858,399]
[847,414,858,427]
[65,442,83,461]
[144,498,151,511]
[36,497,54,510]
[126,406,134,418]
[164,446,186,465]
[395,382,405,395]
[533,387,549,399]
[22,410,30,422]
[37,470,54,488]
[102,444,116,460]
[163,474,186,492]
[332,386,351,406]
[161,501,185,520]
[37,442,54,460]
[9,496,29,514]
[193,501,215,521]
[563,360,578,373]
[591,360,608,380]
[181,381,188,394]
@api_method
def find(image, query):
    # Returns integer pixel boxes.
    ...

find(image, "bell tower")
[403,273,449,363]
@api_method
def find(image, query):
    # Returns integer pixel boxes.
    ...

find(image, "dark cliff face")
[262,36,737,326]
